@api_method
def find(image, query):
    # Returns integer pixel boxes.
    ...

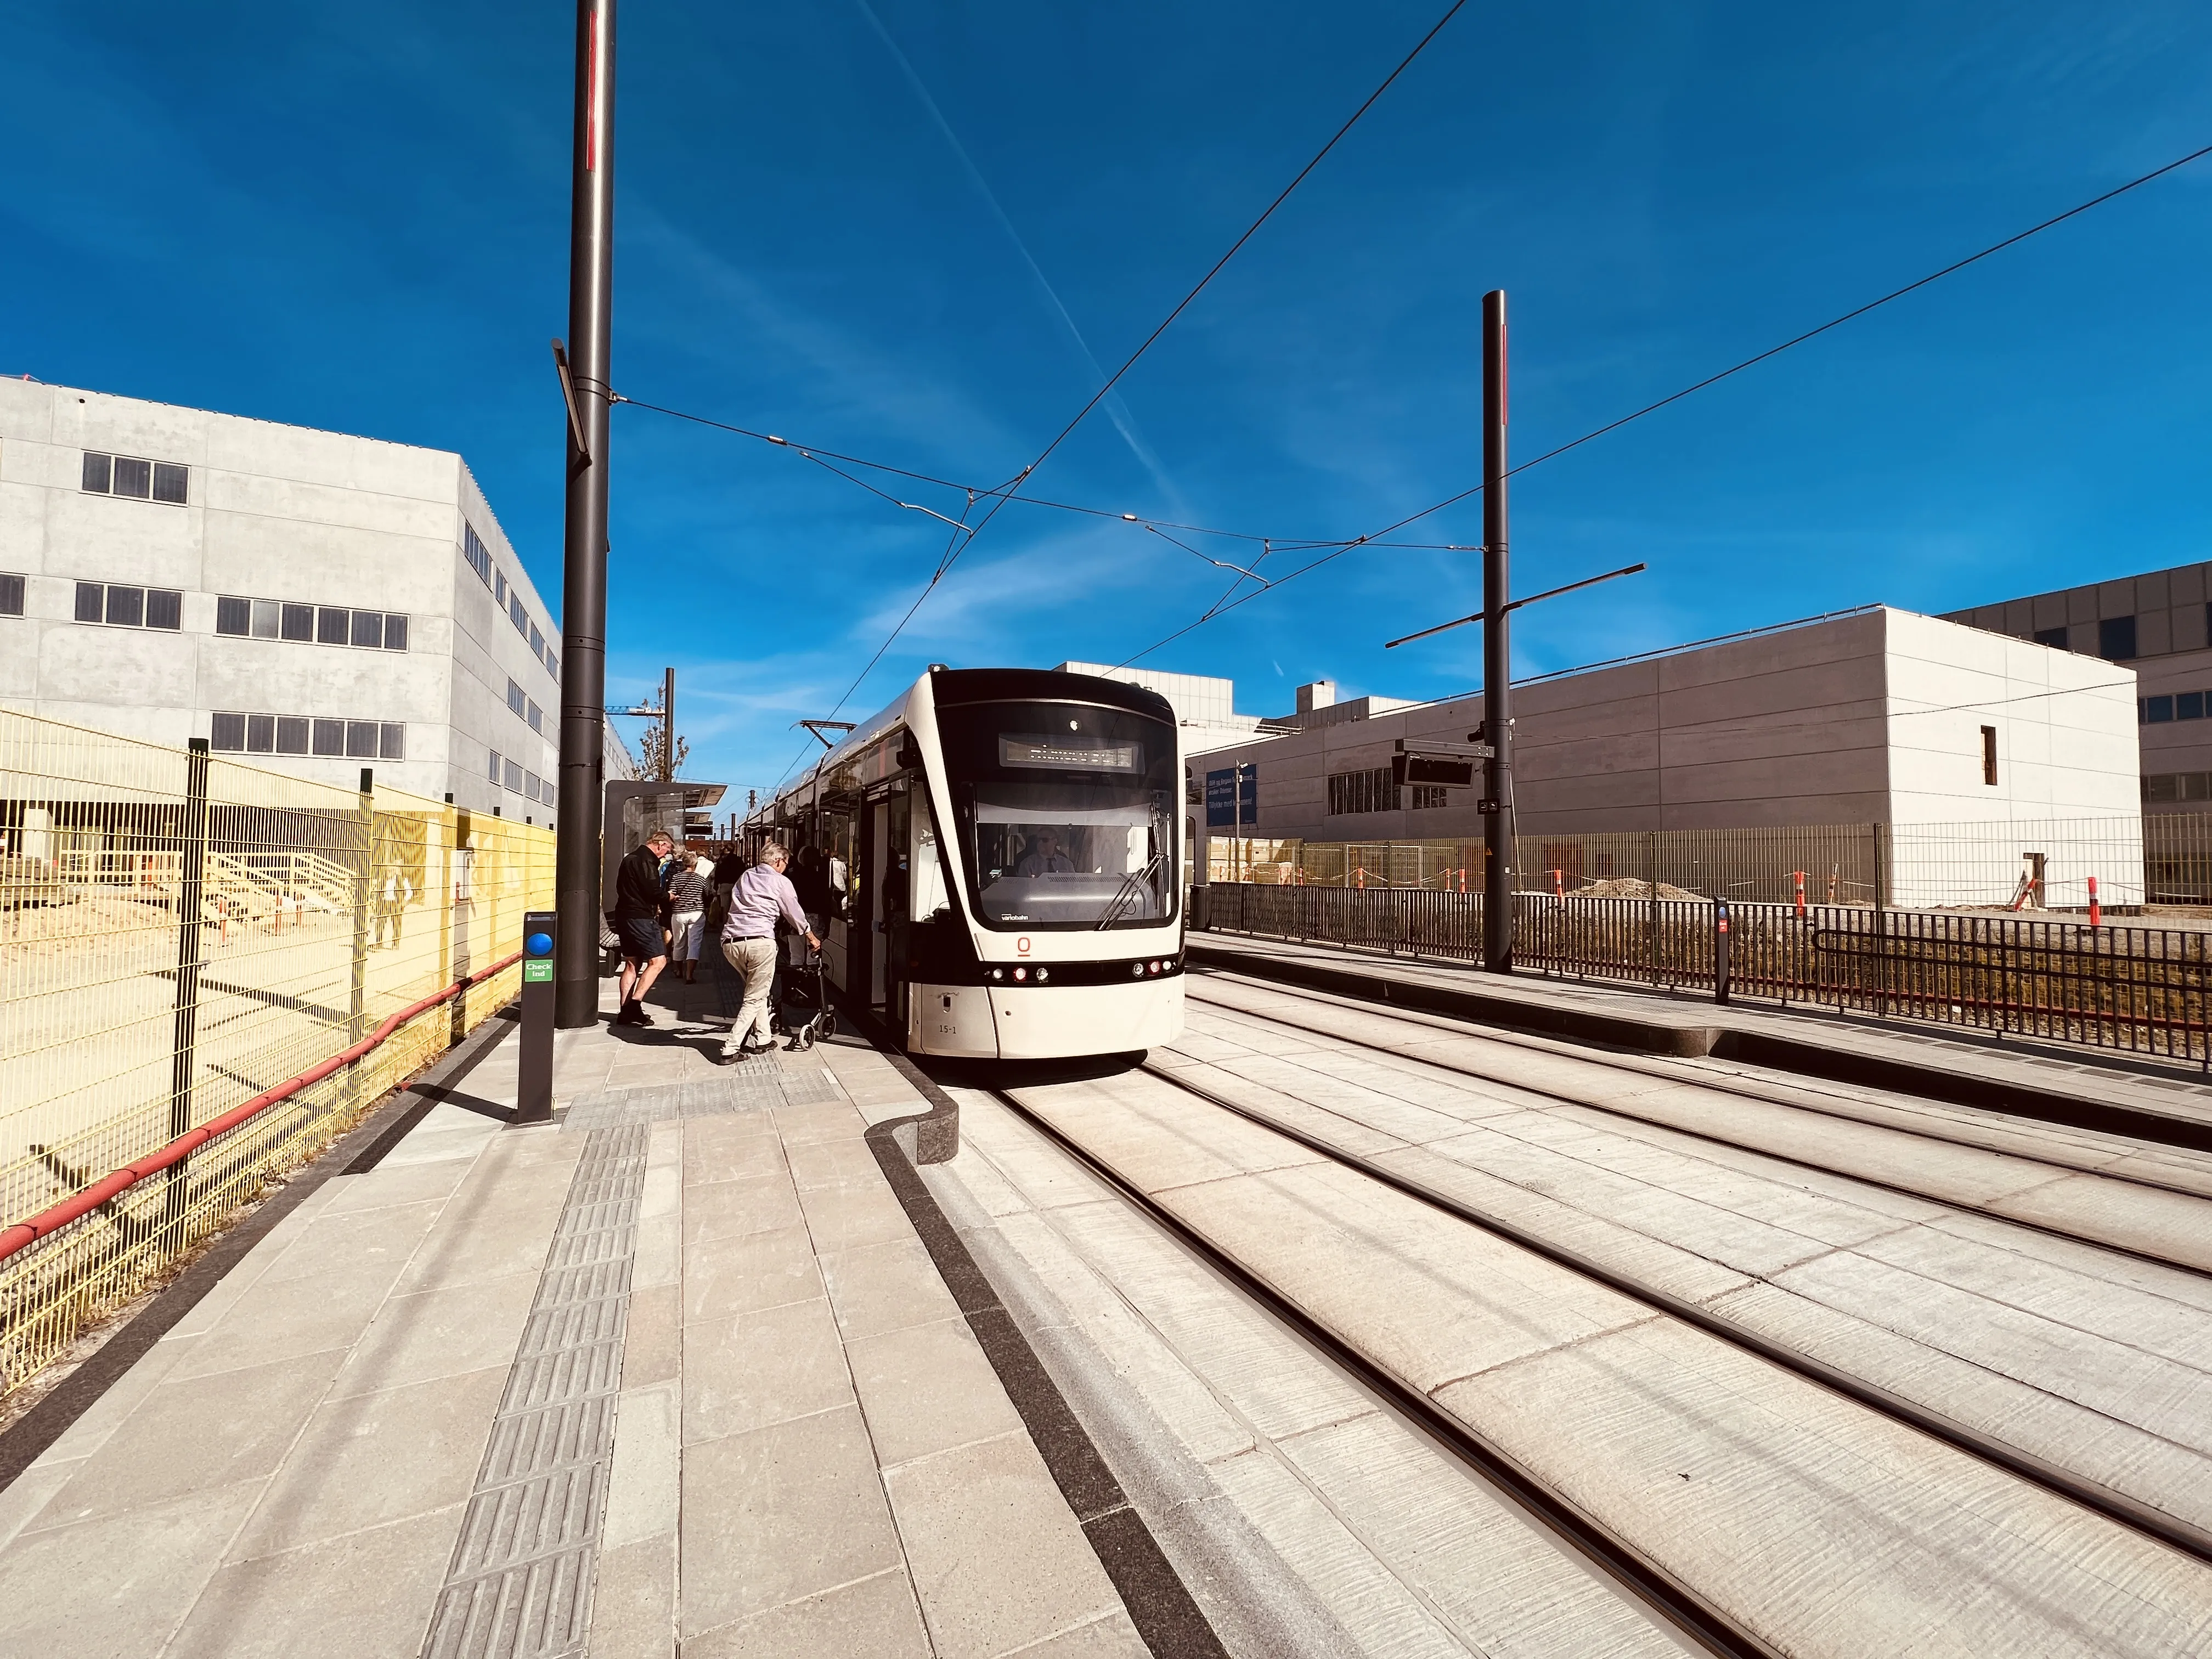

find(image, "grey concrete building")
[1188,606,2137,842]
[1942,561,2212,809]
[0,380,610,817]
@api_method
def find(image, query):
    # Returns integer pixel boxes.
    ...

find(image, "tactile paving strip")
[561,1063,841,1132]
[419,1124,648,1659]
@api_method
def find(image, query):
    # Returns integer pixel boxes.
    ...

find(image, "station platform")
[1188,929,2212,1149]
[0,971,1148,1659]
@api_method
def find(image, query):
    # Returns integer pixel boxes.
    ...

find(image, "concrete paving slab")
[795,1173,918,1254]
[884,1430,1121,1659]
[1012,1075,1331,1194]
[582,1533,678,1659]
[27,1329,202,1468]
[682,1566,930,1659]
[623,1281,681,1390]
[678,1402,907,1636]
[1007,1610,1155,1657]
[225,1364,509,1559]
[1989,1172,2212,1273]
[0,1479,264,1659]
[324,1268,541,1399]
[848,1316,1028,1469]
[163,1251,411,1382]
[684,1173,806,1248]
[602,1380,681,1550]
[684,1296,854,1444]
[161,1503,463,1659]
[681,1223,823,1324]
[818,1237,964,1341]
[252,1195,445,1286]
[315,1154,475,1215]
[25,1348,344,1529]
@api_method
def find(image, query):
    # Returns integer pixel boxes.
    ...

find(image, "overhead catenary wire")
[1116,137,2212,669]
[789,0,1472,716]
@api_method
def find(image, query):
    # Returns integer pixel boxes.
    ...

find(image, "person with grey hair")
[718,841,818,1063]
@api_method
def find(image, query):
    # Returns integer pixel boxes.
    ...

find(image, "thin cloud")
[853,0,1188,512]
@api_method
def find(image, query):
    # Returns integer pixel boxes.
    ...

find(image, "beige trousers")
[720,936,780,1054]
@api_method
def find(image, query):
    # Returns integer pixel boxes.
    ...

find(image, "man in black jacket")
[610,828,674,1026]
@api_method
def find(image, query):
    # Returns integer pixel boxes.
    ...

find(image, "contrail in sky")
[853,0,1187,511]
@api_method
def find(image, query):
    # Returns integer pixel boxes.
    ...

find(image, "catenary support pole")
[165,739,210,1225]
[555,0,616,1029]
[663,665,676,781]
[1481,289,1514,974]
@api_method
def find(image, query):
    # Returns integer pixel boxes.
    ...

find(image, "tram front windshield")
[935,701,1177,929]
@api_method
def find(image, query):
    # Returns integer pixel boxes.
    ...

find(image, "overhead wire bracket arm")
[1384,562,1647,648]
[551,339,591,464]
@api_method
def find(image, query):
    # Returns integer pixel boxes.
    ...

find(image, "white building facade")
[1187,608,2142,901]
[0,381,573,817]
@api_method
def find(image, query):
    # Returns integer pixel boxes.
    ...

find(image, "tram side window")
[912,805,950,921]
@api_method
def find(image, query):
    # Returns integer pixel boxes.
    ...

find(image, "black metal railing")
[1197,883,2212,1064]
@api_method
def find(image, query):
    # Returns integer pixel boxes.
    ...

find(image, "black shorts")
[618,917,667,963]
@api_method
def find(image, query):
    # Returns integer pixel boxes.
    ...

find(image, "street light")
[1382,561,1647,650]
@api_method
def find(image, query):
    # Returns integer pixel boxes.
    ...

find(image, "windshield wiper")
[1095,849,1166,931]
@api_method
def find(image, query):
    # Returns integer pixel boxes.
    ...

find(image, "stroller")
[779,932,836,1052]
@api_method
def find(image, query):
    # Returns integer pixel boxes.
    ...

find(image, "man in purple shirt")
[719,843,820,1063]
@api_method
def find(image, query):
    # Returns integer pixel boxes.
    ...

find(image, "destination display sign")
[999,736,1140,772]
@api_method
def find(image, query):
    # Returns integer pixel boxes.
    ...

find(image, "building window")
[0,573,22,616]
[1980,724,1999,785]
[2100,616,2138,661]
[504,758,523,792]
[489,748,502,782]
[212,712,401,760]
[527,700,543,735]
[529,622,544,658]
[75,581,182,629]
[1410,784,1448,811]
[545,650,559,682]
[2146,697,2175,724]
[494,569,507,605]
[2033,625,2069,650]
[1327,767,1397,816]
[2182,692,2205,721]
[525,771,542,800]
[464,522,493,587]
[218,597,406,649]
[81,452,188,505]
[507,679,526,718]
[510,593,529,636]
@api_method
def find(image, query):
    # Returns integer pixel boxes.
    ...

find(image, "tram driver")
[1015,830,1078,878]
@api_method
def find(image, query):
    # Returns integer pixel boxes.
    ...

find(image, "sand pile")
[1563,878,1703,900]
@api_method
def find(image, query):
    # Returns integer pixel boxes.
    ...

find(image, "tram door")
[865,784,911,1028]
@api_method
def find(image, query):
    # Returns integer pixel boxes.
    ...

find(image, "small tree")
[639,721,689,782]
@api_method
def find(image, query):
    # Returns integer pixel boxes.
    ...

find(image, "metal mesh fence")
[1,710,554,1393]
[1200,883,2212,1065]
[1207,816,2156,912]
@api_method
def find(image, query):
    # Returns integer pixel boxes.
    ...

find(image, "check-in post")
[518,911,555,1123]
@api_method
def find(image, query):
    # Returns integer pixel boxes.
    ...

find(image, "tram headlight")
[990,968,1003,981]
[1035,968,1049,983]
[1130,963,1144,978]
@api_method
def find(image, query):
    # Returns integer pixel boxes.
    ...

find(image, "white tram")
[747,667,1186,1059]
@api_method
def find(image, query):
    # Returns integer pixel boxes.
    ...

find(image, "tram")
[746,666,1186,1059]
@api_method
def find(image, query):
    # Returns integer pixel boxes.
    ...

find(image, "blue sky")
[6,2,2210,804]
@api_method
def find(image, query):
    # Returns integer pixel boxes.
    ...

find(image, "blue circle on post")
[526,930,554,957]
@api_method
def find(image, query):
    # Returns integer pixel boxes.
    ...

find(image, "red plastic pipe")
[0,951,523,1266]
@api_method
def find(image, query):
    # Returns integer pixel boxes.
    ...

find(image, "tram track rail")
[974,1042,2212,1652]
[976,1077,1788,1659]
[1187,968,2212,1281]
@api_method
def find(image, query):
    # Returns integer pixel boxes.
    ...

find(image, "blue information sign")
[1206,768,1236,828]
